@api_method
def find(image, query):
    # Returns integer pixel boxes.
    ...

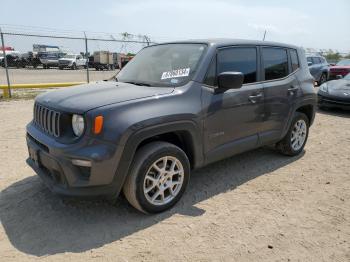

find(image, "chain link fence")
[0,25,155,98]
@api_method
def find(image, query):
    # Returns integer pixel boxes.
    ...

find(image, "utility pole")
[84,31,90,83]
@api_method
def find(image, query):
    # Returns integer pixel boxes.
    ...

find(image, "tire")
[123,141,190,214]
[71,63,77,70]
[276,112,309,156]
[43,64,47,69]
[318,73,327,86]
[59,66,64,70]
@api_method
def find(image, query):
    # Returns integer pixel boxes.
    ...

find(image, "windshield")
[336,59,350,66]
[63,54,76,59]
[116,43,207,87]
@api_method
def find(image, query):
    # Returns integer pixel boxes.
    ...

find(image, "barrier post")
[0,27,11,98]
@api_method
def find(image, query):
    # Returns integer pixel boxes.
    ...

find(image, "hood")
[327,79,350,97]
[36,81,174,113]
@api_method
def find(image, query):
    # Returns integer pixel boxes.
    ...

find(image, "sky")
[0,0,349,53]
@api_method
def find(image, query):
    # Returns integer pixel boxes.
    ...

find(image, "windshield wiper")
[123,81,151,86]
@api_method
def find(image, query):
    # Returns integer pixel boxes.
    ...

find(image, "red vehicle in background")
[329,59,350,79]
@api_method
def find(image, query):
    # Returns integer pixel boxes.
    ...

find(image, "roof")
[160,38,300,49]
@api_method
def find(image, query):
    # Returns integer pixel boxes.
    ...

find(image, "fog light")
[72,159,91,167]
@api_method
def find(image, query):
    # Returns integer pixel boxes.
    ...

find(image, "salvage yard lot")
[0,99,349,261]
[0,68,117,85]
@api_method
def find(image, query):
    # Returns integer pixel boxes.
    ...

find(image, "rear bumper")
[26,122,124,199]
[318,94,350,110]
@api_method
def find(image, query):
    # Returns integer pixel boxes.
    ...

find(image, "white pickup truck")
[58,54,87,70]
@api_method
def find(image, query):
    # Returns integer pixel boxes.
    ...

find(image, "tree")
[325,52,341,62]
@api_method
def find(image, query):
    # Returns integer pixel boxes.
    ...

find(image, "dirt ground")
[0,99,349,262]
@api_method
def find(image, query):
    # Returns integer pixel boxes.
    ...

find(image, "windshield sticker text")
[161,68,190,80]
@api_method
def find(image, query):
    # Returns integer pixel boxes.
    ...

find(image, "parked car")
[21,52,42,68]
[39,52,66,69]
[318,73,350,110]
[329,59,350,80]
[58,54,87,70]
[26,39,317,213]
[0,53,25,68]
[306,55,329,85]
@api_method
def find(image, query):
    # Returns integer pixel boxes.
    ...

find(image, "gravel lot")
[0,99,349,261]
[0,68,117,84]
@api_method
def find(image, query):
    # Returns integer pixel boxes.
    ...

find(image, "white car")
[58,54,87,70]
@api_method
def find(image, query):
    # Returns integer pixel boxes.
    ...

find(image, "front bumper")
[318,93,350,110]
[26,122,123,198]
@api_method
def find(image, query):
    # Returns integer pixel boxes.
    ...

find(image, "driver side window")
[203,47,258,87]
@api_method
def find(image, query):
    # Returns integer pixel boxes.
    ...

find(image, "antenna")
[263,30,267,41]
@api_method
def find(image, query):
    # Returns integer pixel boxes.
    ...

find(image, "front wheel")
[123,142,190,214]
[276,112,309,156]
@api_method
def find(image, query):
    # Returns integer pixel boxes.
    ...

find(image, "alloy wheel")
[143,156,184,206]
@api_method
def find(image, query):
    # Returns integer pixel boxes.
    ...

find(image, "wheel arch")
[295,104,314,125]
[109,120,204,199]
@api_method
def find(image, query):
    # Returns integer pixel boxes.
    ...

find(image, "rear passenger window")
[290,49,299,72]
[263,48,288,80]
[217,47,257,84]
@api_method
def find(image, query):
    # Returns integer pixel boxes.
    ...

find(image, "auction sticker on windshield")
[161,68,190,80]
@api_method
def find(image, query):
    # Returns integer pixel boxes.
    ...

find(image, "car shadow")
[317,107,350,118]
[0,147,304,256]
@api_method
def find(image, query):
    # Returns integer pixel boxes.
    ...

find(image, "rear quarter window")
[290,49,299,72]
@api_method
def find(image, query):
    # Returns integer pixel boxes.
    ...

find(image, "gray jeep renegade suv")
[26,39,317,213]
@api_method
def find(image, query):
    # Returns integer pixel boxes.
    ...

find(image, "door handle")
[248,93,263,103]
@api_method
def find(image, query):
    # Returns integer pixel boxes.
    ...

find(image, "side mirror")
[336,75,343,79]
[216,72,244,92]
[307,62,313,66]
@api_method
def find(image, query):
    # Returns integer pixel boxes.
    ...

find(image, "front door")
[202,46,265,164]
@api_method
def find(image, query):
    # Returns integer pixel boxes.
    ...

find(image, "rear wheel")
[123,142,190,214]
[71,63,77,70]
[276,112,309,156]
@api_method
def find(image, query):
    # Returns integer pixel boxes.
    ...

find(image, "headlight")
[319,83,328,93]
[72,114,85,137]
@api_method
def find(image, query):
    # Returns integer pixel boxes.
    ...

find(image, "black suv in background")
[26,39,317,213]
[306,55,330,85]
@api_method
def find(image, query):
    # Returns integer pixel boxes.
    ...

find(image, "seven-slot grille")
[33,103,61,137]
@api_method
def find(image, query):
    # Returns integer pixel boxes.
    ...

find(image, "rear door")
[260,46,299,144]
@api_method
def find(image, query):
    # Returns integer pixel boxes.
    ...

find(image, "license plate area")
[28,145,41,167]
